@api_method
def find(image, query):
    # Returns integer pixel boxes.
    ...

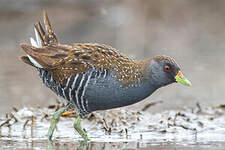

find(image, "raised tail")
[34,10,58,47]
[20,10,59,68]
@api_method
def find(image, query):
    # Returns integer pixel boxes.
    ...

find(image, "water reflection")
[1,139,224,150]
[48,140,88,150]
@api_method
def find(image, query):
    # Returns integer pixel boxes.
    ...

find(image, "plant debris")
[0,101,225,143]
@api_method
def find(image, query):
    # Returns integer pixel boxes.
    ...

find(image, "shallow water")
[1,105,225,149]
[2,140,225,150]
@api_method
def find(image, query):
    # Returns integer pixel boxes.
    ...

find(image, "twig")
[142,101,163,111]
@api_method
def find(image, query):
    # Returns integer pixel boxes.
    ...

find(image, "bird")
[20,10,191,141]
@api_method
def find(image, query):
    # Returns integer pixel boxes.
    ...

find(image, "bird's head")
[147,55,191,88]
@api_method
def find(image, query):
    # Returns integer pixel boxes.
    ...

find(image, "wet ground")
[1,103,225,149]
[1,0,225,149]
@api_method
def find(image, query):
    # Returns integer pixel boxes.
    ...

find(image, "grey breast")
[84,68,158,112]
[37,67,157,117]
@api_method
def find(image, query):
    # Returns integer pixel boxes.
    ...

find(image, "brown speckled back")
[21,43,150,87]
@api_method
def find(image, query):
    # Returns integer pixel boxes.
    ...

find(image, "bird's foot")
[73,115,89,141]
[77,140,88,150]
[47,107,67,141]
[47,139,54,150]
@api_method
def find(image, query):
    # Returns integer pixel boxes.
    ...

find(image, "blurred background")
[0,0,225,115]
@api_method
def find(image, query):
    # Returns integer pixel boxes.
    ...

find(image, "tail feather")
[30,37,38,47]
[20,44,67,69]
[21,10,59,68]
[33,10,58,47]
[20,56,36,67]
[34,24,43,47]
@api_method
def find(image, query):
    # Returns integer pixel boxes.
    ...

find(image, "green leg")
[47,107,67,141]
[73,115,89,141]
[77,140,88,150]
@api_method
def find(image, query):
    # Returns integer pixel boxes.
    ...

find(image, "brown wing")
[21,43,147,86]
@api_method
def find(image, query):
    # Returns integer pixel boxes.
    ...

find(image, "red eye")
[164,65,171,72]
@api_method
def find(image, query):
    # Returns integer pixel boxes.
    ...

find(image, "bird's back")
[21,42,148,87]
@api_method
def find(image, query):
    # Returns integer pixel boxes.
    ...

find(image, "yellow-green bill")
[175,71,191,86]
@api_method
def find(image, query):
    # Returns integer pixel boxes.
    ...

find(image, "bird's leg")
[77,140,89,150]
[73,115,89,141]
[47,107,67,141]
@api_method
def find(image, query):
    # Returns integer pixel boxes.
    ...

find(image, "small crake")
[20,10,191,142]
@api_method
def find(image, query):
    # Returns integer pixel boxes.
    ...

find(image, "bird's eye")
[164,65,171,72]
